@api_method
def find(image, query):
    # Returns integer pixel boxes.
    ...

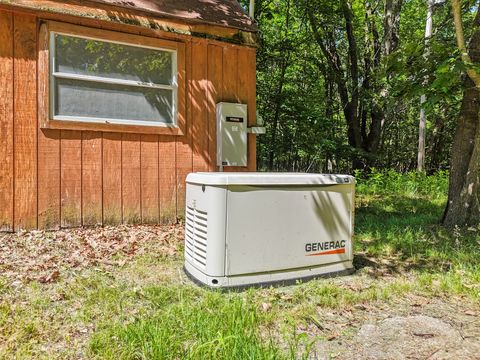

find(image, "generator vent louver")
[185,206,208,268]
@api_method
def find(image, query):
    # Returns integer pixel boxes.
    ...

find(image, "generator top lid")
[186,172,354,186]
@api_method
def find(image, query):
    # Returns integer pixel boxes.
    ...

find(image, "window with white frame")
[50,32,177,126]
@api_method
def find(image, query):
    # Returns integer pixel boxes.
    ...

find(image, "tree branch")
[452,0,480,87]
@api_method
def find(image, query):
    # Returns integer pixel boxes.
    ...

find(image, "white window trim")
[49,31,178,128]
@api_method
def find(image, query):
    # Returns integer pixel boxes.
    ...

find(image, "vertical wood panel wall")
[0,10,257,231]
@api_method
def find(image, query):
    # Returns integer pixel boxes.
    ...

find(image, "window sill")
[41,118,184,135]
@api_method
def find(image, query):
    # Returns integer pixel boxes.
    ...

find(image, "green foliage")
[355,169,449,198]
[355,170,479,300]
[89,288,286,360]
[253,0,478,173]
[255,0,349,171]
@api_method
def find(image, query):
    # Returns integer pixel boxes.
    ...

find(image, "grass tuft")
[89,287,286,360]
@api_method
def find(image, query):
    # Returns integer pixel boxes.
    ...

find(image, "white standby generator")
[184,172,355,288]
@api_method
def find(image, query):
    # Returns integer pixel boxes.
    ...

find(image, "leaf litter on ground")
[0,225,183,284]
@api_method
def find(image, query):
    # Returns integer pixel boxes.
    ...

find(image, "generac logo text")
[305,240,346,256]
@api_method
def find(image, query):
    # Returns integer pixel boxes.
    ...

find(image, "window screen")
[51,33,177,126]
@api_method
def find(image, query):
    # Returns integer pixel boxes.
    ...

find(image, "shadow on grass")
[353,194,480,275]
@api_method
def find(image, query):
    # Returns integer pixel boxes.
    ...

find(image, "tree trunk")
[365,0,404,157]
[383,0,403,56]
[417,1,435,173]
[442,7,480,227]
[442,77,480,227]
[308,0,402,170]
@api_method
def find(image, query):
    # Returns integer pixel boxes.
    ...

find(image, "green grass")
[355,170,480,299]
[90,288,286,360]
[86,171,479,359]
[1,171,479,359]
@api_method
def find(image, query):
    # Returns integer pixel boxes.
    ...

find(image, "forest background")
[238,0,480,227]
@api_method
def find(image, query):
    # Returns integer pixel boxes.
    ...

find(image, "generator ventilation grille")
[185,206,208,268]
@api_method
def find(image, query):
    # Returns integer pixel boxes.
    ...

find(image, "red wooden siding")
[60,130,82,227]
[207,44,223,172]
[102,132,122,225]
[82,131,103,226]
[14,14,38,230]
[37,22,60,230]
[0,11,14,231]
[175,40,193,218]
[0,10,257,230]
[141,134,160,224]
[158,135,177,223]
[191,41,209,173]
[122,133,142,224]
[38,127,60,229]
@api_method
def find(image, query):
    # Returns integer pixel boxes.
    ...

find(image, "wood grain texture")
[38,129,60,229]
[238,48,257,171]
[37,22,61,229]
[13,14,37,230]
[207,44,223,171]
[247,49,257,171]
[191,41,209,172]
[175,40,193,219]
[158,135,176,223]
[0,11,14,231]
[48,21,179,50]
[141,135,159,224]
[176,42,187,136]
[102,132,122,225]
[122,133,141,224]
[42,118,184,136]
[37,21,49,128]
[82,131,103,226]
[0,1,258,47]
[222,46,239,103]
[61,130,82,227]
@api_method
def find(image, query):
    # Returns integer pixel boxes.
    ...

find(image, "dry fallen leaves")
[0,225,183,283]
[39,269,60,284]
[261,303,272,312]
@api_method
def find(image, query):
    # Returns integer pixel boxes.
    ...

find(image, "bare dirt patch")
[352,315,480,359]
[300,293,480,359]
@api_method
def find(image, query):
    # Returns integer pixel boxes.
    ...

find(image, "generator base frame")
[185,259,354,289]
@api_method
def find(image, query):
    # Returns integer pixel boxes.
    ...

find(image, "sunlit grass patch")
[355,170,480,300]
[89,287,287,360]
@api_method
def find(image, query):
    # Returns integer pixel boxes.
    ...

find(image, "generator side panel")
[185,183,227,277]
[224,185,354,276]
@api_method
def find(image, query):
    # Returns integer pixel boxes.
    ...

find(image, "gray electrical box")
[217,102,247,167]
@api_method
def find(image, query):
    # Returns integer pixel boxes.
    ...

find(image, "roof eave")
[0,0,260,47]
[87,0,259,33]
